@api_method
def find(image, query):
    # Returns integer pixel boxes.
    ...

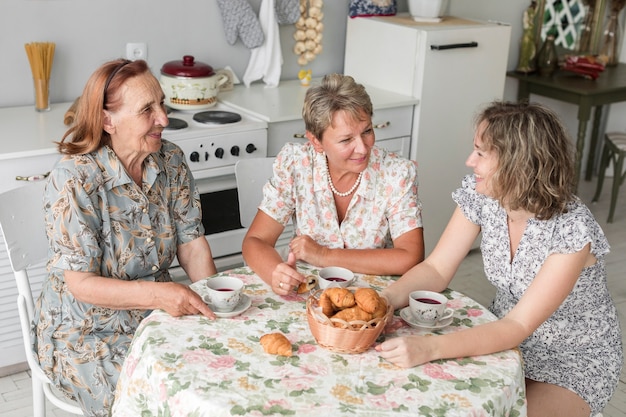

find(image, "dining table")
[112,265,527,417]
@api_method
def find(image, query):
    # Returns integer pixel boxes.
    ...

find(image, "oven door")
[195,174,248,271]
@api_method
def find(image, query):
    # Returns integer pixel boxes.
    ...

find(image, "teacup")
[204,276,244,312]
[318,266,355,290]
[409,290,453,325]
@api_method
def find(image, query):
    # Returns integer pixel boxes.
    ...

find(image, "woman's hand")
[375,335,436,368]
[156,282,216,319]
[289,234,328,266]
[271,251,305,295]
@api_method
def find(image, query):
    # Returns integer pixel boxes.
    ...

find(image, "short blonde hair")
[476,101,575,220]
[302,73,373,141]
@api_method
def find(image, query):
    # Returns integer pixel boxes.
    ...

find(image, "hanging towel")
[243,0,283,88]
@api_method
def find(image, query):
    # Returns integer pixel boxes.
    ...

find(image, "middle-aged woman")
[242,73,424,294]
[377,101,623,417]
[33,59,217,416]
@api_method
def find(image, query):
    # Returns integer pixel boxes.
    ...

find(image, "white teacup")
[204,276,244,312]
[409,290,453,325]
[318,266,355,289]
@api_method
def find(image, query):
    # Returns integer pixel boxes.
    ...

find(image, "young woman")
[378,101,622,417]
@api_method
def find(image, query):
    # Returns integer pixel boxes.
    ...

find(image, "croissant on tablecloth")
[260,332,293,357]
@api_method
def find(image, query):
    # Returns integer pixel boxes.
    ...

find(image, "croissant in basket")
[332,305,372,325]
[260,332,293,357]
[318,287,388,327]
[354,288,381,313]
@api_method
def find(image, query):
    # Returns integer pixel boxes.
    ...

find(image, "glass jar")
[599,12,622,66]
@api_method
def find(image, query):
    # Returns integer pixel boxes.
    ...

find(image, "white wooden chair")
[0,182,83,416]
[234,157,276,228]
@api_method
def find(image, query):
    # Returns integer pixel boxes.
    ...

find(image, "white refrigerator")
[344,14,511,254]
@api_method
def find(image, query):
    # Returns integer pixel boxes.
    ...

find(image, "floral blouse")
[33,139,203,415]
[259,142,422,249]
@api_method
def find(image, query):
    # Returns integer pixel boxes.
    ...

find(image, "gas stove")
[162,102,268,179]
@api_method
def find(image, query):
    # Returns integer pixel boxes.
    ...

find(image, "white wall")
[0,0,351,107]
[2,0,623,176]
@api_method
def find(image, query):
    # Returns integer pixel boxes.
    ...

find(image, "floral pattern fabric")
[452,174,623,414]
[259,142,422,249]
[33,140,204,416]
[112,265,527,417]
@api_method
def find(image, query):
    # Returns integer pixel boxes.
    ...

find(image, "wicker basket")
[306,288,393,354]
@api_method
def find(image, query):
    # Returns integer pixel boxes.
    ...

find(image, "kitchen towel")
[216,0,264,49]
[243,0,283,88]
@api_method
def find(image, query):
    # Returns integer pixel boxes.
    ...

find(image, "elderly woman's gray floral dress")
[453,175,623,414]
[33,140,203,416]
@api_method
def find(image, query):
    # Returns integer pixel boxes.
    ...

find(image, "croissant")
[319,291,336,318]
[371,297,388,320]
[331,305,372,325]
[325,287,355,309]
[354,288,381,314]
[260,333,293,357]
[298,275,318,294]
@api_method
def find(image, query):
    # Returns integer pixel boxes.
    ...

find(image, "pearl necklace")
[326,160,362,197]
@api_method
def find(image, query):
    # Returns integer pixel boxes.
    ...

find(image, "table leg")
[585,105,604,181]
[574,118,589,191]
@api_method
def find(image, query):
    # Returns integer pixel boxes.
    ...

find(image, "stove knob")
[190,151,200,162]
[230,146,240,156]
[245,144,257,154]
[215,148,224,159]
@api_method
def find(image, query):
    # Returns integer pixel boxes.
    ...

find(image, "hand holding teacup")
[409,290,453,325]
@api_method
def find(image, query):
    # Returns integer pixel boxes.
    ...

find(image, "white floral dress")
[33,140,203,416]
[453,175,623,414]
[259,142,422,249]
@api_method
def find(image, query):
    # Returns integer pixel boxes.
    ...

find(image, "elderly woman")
[33,59,217,416]
[242,73,424,294]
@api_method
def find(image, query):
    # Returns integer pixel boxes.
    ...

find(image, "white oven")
[163,103,270,275]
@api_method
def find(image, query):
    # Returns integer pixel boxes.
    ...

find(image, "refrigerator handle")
[430,42,478,51]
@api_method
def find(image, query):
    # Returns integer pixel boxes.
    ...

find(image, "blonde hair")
[477,101,575,220]
[57,59,153,155]
[302,73,373,140]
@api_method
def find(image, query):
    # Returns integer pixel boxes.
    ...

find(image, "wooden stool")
[592,132,626,223]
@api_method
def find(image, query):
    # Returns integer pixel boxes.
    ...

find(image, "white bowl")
[407,0,448,19]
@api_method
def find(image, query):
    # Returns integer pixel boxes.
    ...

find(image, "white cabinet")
[345,15,511,254]
[266,105,412,158]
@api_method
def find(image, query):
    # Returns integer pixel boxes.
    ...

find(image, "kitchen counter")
[0,102,71,160]
[219,78,419,123]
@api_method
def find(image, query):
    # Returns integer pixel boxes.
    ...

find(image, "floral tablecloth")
[112,265,527,417]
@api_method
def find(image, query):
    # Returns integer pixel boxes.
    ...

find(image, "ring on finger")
[279,282,284,289]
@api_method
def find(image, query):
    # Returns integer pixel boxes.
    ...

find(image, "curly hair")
[302,73,373,141]
[57,59,156,155]
[476,101,575,220]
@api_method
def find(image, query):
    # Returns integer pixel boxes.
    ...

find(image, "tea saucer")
[203,294,251,318]
[400,307,453,330]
